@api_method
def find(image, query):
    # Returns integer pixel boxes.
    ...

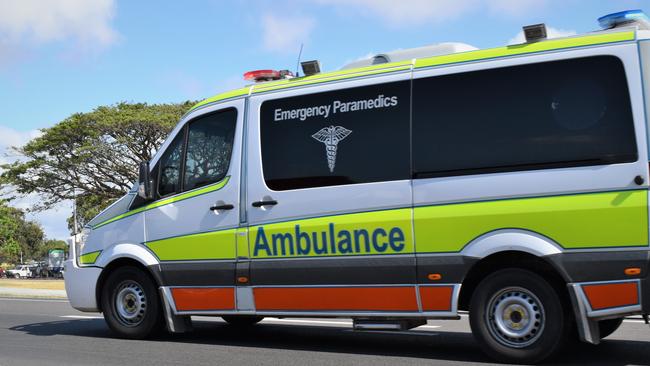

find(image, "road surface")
[0,297,649,365]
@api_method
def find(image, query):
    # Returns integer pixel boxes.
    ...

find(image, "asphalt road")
[0,298,649,366]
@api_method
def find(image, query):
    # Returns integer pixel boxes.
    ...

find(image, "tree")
[0,201,44,262]
[36,239,68,259]
[0,239,21,264]
[1,101,195,232]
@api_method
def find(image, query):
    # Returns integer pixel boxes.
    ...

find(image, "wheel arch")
[457,230,572,311]
[94,243,162,312]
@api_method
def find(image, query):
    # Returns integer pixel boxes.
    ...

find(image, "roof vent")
[372,55,389,65]
[301,60,321,76]
[523,23,547,43]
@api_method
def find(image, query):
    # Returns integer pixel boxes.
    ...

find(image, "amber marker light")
[624,267,641,276]
[427,273,442,281]
[237,276,249,283]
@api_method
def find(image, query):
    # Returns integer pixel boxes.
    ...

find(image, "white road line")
[60,315,103,319]
[0,297,68,303]
[623,319,647,324]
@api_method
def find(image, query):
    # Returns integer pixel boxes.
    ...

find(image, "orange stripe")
[582,282,639,310]
[254,287,419,311]
[419,286,454,311]
[171,287,235,311]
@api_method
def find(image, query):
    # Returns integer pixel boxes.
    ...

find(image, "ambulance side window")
[183,108,237,190]
[157,131,185,197]
[412,55,637,178]
[260,80,411,191]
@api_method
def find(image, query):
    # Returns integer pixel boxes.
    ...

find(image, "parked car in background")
[7,265,32,279]
[29,262,49,278]
[0,268,5,278]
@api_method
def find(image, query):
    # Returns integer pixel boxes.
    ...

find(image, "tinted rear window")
[412,56,637,178]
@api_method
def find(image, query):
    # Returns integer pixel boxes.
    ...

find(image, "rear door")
[245,73,419,315]
[144,101,244,313]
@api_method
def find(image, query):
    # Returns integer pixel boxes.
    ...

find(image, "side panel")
[412,43,649,272]
[144,100,245,312]
[245,72,417,313]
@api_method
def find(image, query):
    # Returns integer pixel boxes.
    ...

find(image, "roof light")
[243,69,294,83]
[523,23,547,43]
[301,60,321,76]
[598,9,650,30]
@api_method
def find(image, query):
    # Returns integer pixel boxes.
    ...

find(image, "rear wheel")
[598,318,623,339]
[469,268,570,364]
[222,315,264,327]
[101,266,162,339]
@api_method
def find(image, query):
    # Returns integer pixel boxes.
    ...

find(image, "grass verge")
[0,278,65,290]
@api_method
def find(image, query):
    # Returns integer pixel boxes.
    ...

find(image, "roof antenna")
[295,43,304,77]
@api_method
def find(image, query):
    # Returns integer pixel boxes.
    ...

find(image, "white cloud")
[0,126,40,164]
[0,0,117,46]
[316,0,476,26]
[508,26,577,45]
[261,14,315,53]
[0,0,118,66]
[0,126,40,149]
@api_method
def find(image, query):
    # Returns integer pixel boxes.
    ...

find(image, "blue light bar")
[598,9,649,29]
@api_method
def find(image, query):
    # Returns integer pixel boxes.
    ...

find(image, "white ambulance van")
[65,10,650,363]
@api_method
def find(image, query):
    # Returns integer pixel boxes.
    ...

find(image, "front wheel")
[101,266,162,339]
[469,268,570,364]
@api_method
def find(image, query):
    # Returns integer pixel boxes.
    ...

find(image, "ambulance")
[65,10,650,363]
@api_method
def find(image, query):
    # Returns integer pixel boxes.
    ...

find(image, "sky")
[1,0,649,240]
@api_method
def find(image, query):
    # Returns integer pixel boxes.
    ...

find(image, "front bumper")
[63,259,102,312]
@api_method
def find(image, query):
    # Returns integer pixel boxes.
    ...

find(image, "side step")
[353,318,427,331]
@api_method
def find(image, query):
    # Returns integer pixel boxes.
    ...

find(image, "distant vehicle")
[0,268,5,278]
[7,265,32,279]
[29,262,49,278]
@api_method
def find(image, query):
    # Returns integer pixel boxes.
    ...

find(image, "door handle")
[210,203,234,211]
[252,200,278,208]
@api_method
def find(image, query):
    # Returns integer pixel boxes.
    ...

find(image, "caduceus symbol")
[311,125,352,173]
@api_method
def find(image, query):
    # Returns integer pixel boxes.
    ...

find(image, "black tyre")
[101,266,162,339]
[469,268,570,364]
[222,315,264,327]
[598,318,623,339]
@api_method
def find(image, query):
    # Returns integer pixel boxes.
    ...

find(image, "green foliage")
[0,201,45,263]
[0,238,21,264]
[36,239,68,259]
[1,101,195,234]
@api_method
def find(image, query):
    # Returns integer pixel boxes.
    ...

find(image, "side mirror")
[138,161,153,200]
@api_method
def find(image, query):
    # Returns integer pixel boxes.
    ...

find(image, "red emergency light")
[243,69,294,82]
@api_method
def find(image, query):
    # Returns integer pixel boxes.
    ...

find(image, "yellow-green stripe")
[414,190,648,253]
[146,229,237,261]
[79,250,101,265]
